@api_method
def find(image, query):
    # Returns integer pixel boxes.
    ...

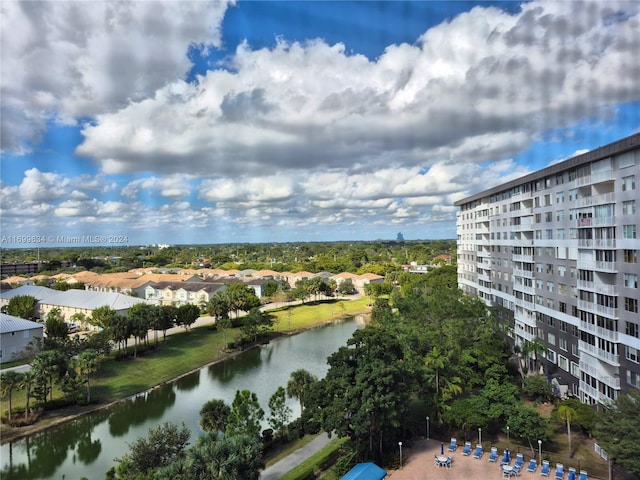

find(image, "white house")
[0,313,43,363]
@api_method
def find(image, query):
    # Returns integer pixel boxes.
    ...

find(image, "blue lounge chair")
[541,460,550,477]
[448,438,457,452]
[527,459,537,472]
[568,467,576,480]
[579,471,588,480]
[514,453,524,470]
[473,444,483,459]
[489,447,498,462]
[555,463,565,480]
[462,441,472,455]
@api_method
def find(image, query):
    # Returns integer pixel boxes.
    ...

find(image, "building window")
[623,224,637,238]
[547,350,556,363]
[624,273,638,288]
[627,370,640,388]
[627,346,639,363]
[625,321,639,337]
[623,200,636,215]
[559,301,567,313]
[624,249,638,263]
[626,298,639,313]
[546,229,553,239]
[570,361,580,377]
[548,333,556,345]
[622,175,636,191]
[558,355,569,372]
[559,338,568,351]
[556,191,565,203]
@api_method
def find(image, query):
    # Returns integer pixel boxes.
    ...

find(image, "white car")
[67,322,78,334]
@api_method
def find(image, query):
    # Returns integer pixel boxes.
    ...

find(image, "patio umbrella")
[505,448,510,463]
[441,442,444,455]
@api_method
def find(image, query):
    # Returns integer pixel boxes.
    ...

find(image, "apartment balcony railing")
[513,283,535,295]
[579,321,619,342]
[512,238,534,246]
[478,273,491,283]
[513,268,534,278]
[577,279,617,296]
[514,298,536,311]
[577,300,618,319]
[580,381,617,404]
[579,361,621,390]
[576,259,617,272]
[579,340,620,366]
[512,254,534,263]
[575,192,616,208]
[511,190,532,200]
[575,170,615,187]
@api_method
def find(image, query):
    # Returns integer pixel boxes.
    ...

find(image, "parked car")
[67,322,78,334]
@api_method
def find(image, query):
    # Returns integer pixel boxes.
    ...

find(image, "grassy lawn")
[1,297,370,423]
[277,437,348,480]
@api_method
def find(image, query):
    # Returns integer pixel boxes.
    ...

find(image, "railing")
[577,279,617,296]
[512,254,534,263]
[513,269,534,278]
[575,192,616,207]
[514,298,536,311]
[579,321,619,342]
[577,300,618,318]
[579,340,620,365]
[579,361,621,389]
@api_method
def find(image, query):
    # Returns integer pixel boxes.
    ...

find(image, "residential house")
[0,313,44,363]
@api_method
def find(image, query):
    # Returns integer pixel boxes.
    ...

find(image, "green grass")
[269,297,369,332]
[277,437,348,480]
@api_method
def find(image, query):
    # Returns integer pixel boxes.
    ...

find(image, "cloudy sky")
[1,0,639,247]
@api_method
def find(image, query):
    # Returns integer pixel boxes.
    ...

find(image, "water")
[0,318,362,480]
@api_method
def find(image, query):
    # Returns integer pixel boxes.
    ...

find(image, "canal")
[0,317,363,480]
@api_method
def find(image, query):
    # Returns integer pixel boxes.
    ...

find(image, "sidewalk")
[260,432,332,480]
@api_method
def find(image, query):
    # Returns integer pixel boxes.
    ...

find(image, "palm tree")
[424,346,445,394]
[21,369,36,419]
[74,349,100,403]
[286,369,317,415]
[557,403,577,457]
[186,433,263,480]
[0,370,23,422]
[199,399,230,433]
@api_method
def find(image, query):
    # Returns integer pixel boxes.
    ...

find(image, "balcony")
[579,361,621,390]
[577,279,617,296]
[579,321,619,342]
[575,170,615,187]
[514,298,536,311]
[575,192,616,208]
[513,283,535,295]
[580,381,617,404]
[576,260,617,272]
[513,268,534,278]
[578,340,620,366]
[512,254,534,263]
[577,300,618,319]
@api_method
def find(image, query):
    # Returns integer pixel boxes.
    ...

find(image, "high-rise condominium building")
[455,133,640,405]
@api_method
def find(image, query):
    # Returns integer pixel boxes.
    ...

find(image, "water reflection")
[109,387,177,437]
[0,318,361,480]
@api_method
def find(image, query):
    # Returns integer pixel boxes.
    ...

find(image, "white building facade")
[455,133,640,405]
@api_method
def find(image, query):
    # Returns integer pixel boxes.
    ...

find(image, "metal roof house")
[0,313,43,364]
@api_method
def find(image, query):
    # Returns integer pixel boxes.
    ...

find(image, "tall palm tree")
[21,369,36,418]
[557,403,577,457]
[74,349,100,403]
[424,346,445,394]
[0,370,23,422]
[286,369,317,415]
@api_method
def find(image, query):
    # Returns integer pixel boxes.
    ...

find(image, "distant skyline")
[1,1,639,247]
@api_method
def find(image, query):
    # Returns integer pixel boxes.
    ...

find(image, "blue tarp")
[341,462,387,480]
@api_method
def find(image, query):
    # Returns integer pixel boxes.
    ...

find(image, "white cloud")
[1,0,233,153]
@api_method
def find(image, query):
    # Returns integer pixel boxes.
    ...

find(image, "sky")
[1,0,639,247]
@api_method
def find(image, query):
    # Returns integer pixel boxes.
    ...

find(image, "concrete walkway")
[261,432,332,480]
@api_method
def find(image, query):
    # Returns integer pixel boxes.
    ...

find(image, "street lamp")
[538,439,542,464]
[426,416,430,440]
[479,427,482,445]
[399,441,403,469]
[507,425,510,448]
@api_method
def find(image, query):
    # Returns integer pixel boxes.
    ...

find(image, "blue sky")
[1,0,639,247]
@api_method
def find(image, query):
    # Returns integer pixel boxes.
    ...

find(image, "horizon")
[1,1,639,246]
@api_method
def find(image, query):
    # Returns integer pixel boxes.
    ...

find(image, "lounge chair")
[527,459,537,472]
[555,463,565,480]
[568,467,576,480]
[446,456,452,468]
[448,438,457,452]
[462,441,472,455]
[514,453,524,470]
[473,444,483,459]
[579,471,588,480]
[488,447,498,462]
[541,460,550,477]
[500,449,511,465]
